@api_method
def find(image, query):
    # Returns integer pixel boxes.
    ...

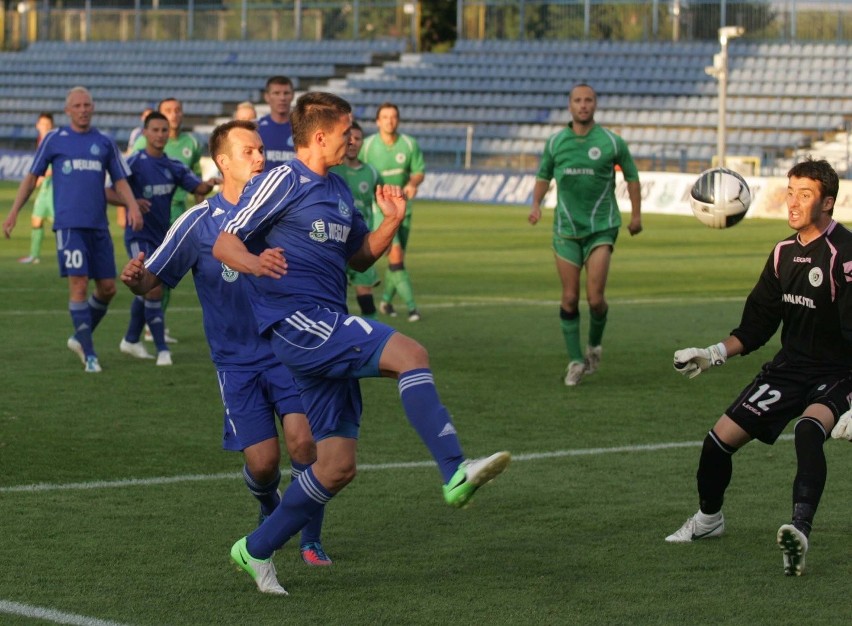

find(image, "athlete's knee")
[381,333,430,373]
[315,457,356,492]
[286,434,317,466]
[245,456,280,483]
[96,282,117,301]
[560,294,579,312]
[587,298,607,317]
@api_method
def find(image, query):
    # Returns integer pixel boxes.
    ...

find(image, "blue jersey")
[30,126,130,231]
[125,151,202,247]
[145,193,280,371]
[222,159,370,333]
[256,114,295,172]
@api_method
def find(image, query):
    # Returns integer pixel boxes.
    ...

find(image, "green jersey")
[331,161,382,229]
[133,132,203,216]
[359,132,424,213]
[536,123,639,238]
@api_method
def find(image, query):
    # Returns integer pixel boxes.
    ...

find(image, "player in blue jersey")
[3,86,142,373]
[256,76,295,172]
[114,112,219,366]
[120,119,332,568]
[213,92,511,596]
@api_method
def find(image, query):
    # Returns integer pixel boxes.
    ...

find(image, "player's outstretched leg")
[443,451,512,508]
[230,537,288,595]
[777,524,808,576]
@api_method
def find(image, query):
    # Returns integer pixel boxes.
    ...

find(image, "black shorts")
[725,355,852,444]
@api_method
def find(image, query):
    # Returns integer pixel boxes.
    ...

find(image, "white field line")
[0,295,742,317]
[0,435,791,495]
[0,600,130,626]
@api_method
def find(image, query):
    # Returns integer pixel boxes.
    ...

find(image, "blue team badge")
[588,147,602,160]
[287,137,294,147]
[338,198,352,217]
[164,169,174,182]
[90,144,101,156]
[221,263,239,283]
[309,219,328,242]
[61,160,72,175]
[143,185,154,199]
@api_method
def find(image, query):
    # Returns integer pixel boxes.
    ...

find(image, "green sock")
[161,285,171,313]
[382,269,398,304]
[559,310,583,363]
[29,227,44,259]
[588,308,608,347]
[393,269,416,310]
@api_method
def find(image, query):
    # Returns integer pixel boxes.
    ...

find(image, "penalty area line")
[0,436,791,495]
[0,600,130,626]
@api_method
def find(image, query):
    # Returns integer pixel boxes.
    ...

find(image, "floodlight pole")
[706,26,744,169]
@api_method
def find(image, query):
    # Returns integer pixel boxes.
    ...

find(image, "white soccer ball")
[689,167,751,229]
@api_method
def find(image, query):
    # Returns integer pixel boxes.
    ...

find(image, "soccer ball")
[689,167,751,229]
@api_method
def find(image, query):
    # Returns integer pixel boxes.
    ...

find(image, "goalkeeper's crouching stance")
[664,157,852,577]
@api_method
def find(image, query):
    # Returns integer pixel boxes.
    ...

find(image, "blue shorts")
[268,307,396,441]
[217,363,305,452]
[125,238,156,261]
[55,228,116,279]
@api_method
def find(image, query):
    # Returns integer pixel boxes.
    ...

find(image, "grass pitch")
[1,182,850,625]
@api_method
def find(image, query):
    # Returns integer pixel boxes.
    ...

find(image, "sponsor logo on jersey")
[808,267,823,287]
[588,147,602,160]
[338,198,352,217]
[89,144,101,156]
[310,219,328,242]
[220,262,239,283]
[782,293,816,308]
[62,159,103,173]
[793,256,811,263]
[143,183,175,199]
[327,222,351,242]
[266,150,296,163]
[562,167,594,176]
[844,260,852,283]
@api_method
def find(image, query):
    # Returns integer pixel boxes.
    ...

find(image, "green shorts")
[553,227,619,267]
[374,208,413,249]
[33,178,54,220]
[347,265,380,288]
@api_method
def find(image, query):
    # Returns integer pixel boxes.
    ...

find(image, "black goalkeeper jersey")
[732,220,852,369]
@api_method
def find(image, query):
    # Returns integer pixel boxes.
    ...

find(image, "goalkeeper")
[666,158,852,578]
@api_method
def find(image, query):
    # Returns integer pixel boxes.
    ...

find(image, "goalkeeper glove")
[831,409,852,441]
[673,343,727,379]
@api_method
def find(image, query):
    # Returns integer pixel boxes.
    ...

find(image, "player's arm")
[529,178,550,226]
[120,251,162,295]
[626,180,642,236]
[349,184,406,271]
[113,178,144,231]
[212,232,287,279]
[673,335,744,379]
[3,173,39,238]
[404,172,424,201]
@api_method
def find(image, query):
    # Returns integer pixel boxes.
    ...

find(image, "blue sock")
[69,301,95,357]
[398,368,464,483]
[247,466,333,559]
[292,462,325,545]
[125,296,146,343]
[88,294,109,331]
[242,464,281,517]
[143,298,167,352]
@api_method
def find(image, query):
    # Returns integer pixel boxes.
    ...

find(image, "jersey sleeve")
[409,137,425,175]
[615,136,640,182]
[29,131,56,177]
[731,251,783,354]
[834,246,852,344]
[536,135,556,181]
[172,159,203,194]
[144,207,205,289]
[222,165,296,241]
[105,137,132,182]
